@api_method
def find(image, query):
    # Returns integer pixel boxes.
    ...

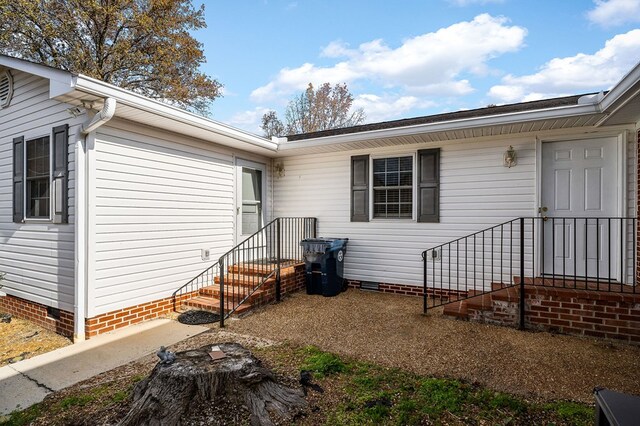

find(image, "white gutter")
[278,102,602,150]
[74,98,116,342]
[74,75,277,153]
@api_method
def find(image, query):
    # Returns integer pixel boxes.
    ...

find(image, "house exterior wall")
[89,120,271,317]
[0,69,80,312]
[274,130,637,289]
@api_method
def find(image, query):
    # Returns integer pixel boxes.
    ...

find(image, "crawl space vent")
[360,281,380,291]
[0,69,13,108]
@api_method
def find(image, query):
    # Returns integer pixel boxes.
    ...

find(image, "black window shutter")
[351,155,369,222]
[52,124,69,224]
[12,136,24,223]
[417,148,440,223]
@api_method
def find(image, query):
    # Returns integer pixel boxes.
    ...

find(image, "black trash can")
[300,238,349,297]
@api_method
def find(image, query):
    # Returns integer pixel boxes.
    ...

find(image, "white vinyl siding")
[0,70,79,310]
[273,134,636,287]
[90,122,270,315]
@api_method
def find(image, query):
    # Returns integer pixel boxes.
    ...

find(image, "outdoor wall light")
[274,162,285,178]
[504,145,517,168]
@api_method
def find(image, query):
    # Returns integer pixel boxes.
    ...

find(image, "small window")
[25,136,51,218]
[373,156,413,218]
[13,125,69,224]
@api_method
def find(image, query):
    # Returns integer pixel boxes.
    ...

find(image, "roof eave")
[73,75,278,154]
[277,103,601,151]
[0,55,76,98]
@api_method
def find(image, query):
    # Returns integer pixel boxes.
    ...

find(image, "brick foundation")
[0,294,74,338]
[0,265,307,341]
[346,279,467,299]
[84,291,199,338]
[466,286,640,344]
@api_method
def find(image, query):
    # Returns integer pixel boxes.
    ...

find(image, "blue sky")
[195,0,640,134]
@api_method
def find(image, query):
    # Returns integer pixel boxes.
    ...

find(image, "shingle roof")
[286,93,597,141]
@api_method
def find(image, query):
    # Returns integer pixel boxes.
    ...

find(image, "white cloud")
[250,14,526,105]
[353,94,436,123]
[587,0,640,27]
[488,29,640,103]
[228,107,272,134]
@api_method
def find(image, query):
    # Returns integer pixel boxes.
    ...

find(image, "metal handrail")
[422,216,637,330]
[171,260,220,311]
[218,216,317,326]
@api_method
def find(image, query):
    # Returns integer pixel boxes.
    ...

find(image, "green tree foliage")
[0,0,221,114]
[262,82,365,137]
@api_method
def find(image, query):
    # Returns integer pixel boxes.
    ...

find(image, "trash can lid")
[300,237,349,252]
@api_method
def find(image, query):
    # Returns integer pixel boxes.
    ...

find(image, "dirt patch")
[0,314,71,367]
[224,289,640,403]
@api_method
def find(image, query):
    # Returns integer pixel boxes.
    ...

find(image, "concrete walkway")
[0,319,208,415]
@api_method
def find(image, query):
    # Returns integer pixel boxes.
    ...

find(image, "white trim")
[74,128,87,342]
[599,60,640,113]
[534,137,543,277]
[235,158,267,244]
[278,104,602,150]
[0,55,76,98]
[73,76,277,154]
[85,133,97,318]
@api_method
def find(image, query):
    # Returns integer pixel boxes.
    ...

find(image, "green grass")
[544,401,594,426]
[296,346,594,425]
[301,345,348,378]
[0,404,42,426]
[2,345,595,426]
[58,394,97,410]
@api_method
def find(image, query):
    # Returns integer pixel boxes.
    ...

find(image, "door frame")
[235,158,267,245]
[534,132,628,281]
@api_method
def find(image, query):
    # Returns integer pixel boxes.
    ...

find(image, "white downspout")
[74,98,116,342]
[81,97,116,135]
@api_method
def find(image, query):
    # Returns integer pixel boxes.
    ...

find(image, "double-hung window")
[13,124,69,223]
[25,136,50,218]
[350,149,440,223]
[373,156,413,219]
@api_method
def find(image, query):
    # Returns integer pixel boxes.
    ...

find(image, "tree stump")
[119,343,307,426]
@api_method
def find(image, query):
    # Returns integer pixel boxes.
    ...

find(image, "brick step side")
[442,300,468,318]
[199,285,266,301]
[214,274,276,288]
[441,284,517,320]
[182,296,254,315]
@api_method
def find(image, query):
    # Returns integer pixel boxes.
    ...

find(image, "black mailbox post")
[300,238,349,297]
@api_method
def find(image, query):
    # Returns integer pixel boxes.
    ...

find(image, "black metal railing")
[172,260,221,311]
[218,217,316,327]
[422,217,637,328]
[174,217,316,326]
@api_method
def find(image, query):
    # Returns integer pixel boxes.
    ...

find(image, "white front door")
[541,137,619,280]
[236,159,266,244]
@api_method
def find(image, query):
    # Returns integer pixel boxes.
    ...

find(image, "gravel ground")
[223,289,640,403]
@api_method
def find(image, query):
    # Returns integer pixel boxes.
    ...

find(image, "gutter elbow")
[81,97,116,135]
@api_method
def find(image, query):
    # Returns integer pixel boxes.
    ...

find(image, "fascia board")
[74,75,278,153]
[599,61,640,112]
[0,55,76,97]
[278,103,601,151]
